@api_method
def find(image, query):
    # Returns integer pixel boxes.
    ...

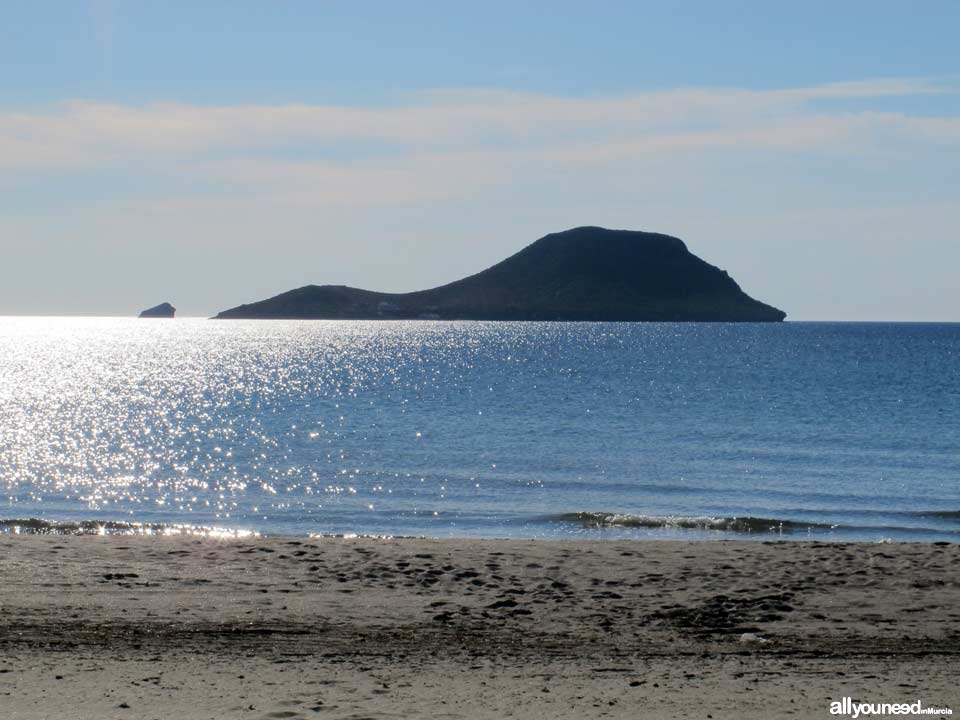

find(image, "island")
[138,302,176,318]
[214,226,786,322]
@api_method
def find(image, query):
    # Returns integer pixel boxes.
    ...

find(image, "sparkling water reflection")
[0,318,958,541]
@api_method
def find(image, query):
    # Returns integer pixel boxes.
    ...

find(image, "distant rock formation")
[214,226,786,322]
[138,302,176,318]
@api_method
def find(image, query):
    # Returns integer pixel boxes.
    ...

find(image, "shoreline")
[2,515,958,544]
[1,536,957,718]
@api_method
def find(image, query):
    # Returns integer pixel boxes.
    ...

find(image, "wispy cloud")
[1,78,957,209]
[0,78,950,152]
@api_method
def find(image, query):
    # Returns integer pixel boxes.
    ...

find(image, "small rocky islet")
[138,302,176,318]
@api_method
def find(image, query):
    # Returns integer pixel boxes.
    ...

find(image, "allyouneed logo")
[830,698,953,717]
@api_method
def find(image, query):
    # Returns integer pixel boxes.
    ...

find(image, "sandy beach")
[0,535,957,719]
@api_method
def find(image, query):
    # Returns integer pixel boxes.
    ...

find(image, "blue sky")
[2,1,958,319]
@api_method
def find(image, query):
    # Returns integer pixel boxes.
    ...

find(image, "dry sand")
[0,535,957,719]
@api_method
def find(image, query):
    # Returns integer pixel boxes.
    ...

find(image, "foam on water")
[0,517,257,538]
[545,511,960,539]
[545,512,837,534]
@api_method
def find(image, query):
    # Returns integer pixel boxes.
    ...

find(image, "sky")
[1,1,958,320]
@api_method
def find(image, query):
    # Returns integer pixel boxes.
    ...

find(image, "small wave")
[0,518,257,538]
[546,512,834,534]
[907,510,960,521]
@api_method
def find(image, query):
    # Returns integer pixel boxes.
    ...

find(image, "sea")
[0,317,957,542]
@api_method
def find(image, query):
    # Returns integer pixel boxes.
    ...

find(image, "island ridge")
[214,226,786,322]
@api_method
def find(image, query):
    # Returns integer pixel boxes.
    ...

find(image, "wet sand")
[0,536,957,719]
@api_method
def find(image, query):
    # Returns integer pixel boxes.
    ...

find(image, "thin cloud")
[1,78,950,154]
[0,78,956,210]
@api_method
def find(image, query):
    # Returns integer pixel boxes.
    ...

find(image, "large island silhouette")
[214,226,786,322]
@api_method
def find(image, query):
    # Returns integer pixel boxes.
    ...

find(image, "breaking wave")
[546,512,835,534]
[0,518,257,538]
[547,510,960,537]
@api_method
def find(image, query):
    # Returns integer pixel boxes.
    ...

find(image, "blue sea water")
[0,318,957,541]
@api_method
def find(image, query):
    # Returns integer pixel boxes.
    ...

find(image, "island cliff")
[214,227,786,322]
[138,302,176,318]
